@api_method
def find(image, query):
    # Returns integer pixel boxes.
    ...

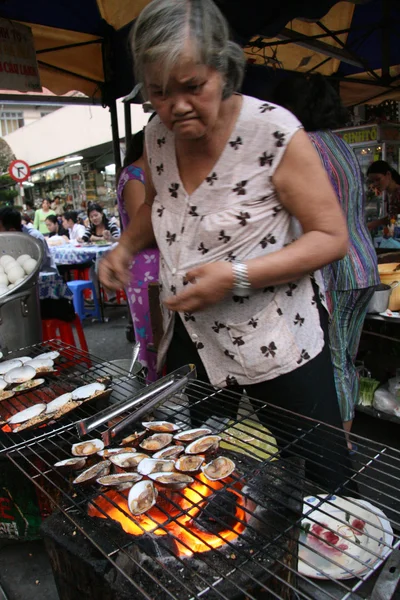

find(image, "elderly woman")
[100,0,350,489]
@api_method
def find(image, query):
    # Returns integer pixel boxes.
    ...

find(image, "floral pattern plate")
[298,494,393,580]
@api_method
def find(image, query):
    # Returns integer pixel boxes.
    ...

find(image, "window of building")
[0,111,24,136]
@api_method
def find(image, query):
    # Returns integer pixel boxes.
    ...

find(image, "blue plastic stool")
[67,280,101,321]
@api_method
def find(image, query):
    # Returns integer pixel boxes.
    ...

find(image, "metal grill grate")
[3,361,400,600]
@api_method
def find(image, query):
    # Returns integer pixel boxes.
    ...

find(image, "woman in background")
[117,130,160,381]
[62,211,86,241]
[367,160,400,218]
[274,74,379,449]
[81,203,120,243]
[45,214,69,238]
[34,198,55,235]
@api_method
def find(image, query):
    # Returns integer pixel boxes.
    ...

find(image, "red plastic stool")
[42,315,89,353]
[71,267,92,300]
[116,289,127,304]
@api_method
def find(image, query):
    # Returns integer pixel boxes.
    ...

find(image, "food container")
[367,282,399,314]
[378,263,400,310]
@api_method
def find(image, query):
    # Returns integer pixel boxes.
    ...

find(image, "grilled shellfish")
[185,435,221,455]
[128,480,158,515]
[175,455,204,473]
[139,433,173,452]
[110,452,148,469]
[142,421,180,433]
[97,473,142,490]
[173,428,212,443]
[201,457,235,481]
[137,458,176,476]
[153,445,184,459]
[148,472,194,490]
[73,460,111,485]
[71,439,104,456]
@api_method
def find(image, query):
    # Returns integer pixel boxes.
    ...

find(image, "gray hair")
[131,0,245,100]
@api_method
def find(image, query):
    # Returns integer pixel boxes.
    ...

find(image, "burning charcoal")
[195,490,238,534]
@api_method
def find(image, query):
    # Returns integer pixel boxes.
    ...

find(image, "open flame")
[88,473,247,557]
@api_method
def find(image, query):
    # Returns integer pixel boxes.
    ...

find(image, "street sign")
[8,159,30,183]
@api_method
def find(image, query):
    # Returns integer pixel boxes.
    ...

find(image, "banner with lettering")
[0,18,41,92]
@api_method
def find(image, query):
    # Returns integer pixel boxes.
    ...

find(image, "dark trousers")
[166,289,357,494]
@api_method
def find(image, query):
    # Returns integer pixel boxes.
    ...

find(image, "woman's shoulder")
[120,164,145,183]
[241,95,302,133]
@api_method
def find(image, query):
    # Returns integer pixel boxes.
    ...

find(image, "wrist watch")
[232,261,252,297]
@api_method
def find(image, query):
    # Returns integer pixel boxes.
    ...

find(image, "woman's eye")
[188,83,204,93]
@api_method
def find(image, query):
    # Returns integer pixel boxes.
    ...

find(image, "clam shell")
[109,452,147,469]
[13,413,52,433]
[54,457,87,471]
[139,433,173,452]
[185,435,221,455]
[0,359,23,376]
[0,378,7,391]
[97,473,142,487]
[0,390,15,402]
[137,458,176,476]
[72,439,104,456]
[149,472,194,490]
[73,460,111,485]
[15,356,32,364]
[25,358,54,373]
[128,480,157,515]
[153,445,184,459]
[121,431,146,447]
[201,457,235,481]
[97,447,136,458]
[35,351,60,361]
[8,403,47,425]
[72,382,106,400]
[175,455,204,473]
[45,393,73,414]
[13,379,45,393]
[173,428,212,443]
[4,365,36,384]
[142,421,180,433]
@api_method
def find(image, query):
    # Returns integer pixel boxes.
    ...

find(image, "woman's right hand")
[99,244,132,289]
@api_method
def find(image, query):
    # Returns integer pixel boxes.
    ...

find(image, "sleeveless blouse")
[146,95,325,388]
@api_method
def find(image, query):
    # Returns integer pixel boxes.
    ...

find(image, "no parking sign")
[8,159,30,184]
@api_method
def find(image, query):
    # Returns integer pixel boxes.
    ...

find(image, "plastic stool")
[42,315,90,360]
[67,280,101,321]
[71,267,92,300]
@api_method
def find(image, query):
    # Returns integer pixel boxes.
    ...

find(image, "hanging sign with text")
[0,19,41,92]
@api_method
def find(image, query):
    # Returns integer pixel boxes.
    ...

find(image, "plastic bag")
[373,387,400,417]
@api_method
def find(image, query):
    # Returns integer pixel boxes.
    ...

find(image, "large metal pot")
[367,282,399,314]
[0,232,44,353]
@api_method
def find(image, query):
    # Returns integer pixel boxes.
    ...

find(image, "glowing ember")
[88,473,247,557]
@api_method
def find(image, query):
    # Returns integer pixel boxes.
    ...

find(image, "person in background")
[51,195,64,216]
[273,74,379,450]
[0,207,56,271]
[62,211,86,241]
[367,160,400,219]
[80,203,120,243]
[23,199,36,222]
[33,198,55,235]
[117,129,160,382]
[45,214,69,239]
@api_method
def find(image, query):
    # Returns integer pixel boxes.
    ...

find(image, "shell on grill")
[142,421,180,433]
[4,365,36,384]
[148,472,194,490]
[71,439,104,456]
[0,378,7,391]
[25,358,54,373]
[12,379,45,393]
[173,428,212,443]
[97,473,142,490]
[139,433,173,453]
[15,356,32,364]
[97,447,136,458]
[120,431,146,447]
[137,458,176,476]
[128,480,158,516]
[185,435,221,455]
[35,351,60,361]
[8,403,46,425]
[109,452,148,469]
[54,457,87,472]
[175,455,204,474]
[201,457,236,481]
[0,359,23,376]
[45,392,72,414]
[0,390,15,402]
[12,413,52,433]
[73,460,111,485]
[71,382,105,400]
[153,445,184,459]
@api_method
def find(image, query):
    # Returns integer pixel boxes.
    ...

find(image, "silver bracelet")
[232,261,252,297]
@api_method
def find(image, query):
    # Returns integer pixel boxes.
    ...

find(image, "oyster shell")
[45,392,72,414]
[0,390,15,402]
[153,445,184,459]
[25,358,54,373]
[8,403,46,425]
[139,433,173,452]
[121,431,146,447]
[128,480,158,515]
[97,473,142,488]
[149,472,194,490]
[137,458,176,476]
[73,460,111,485]
[54,457,87,471]
[52,400,81,420]
[185,435,221,455]
[0,359,23,376]
[173,428,212,443]
[35,351,60,361]
[0,378,7,391]
[97,447,136,458]
[13,413,52,433]
[201,457,235,481]
[72,439,104,456]
[175,455,204,473]
[110,452,148,469]
[13,379,45,393]
[142,421,180,433]
[4,365,36,384]
[71,382,105,400]
[17,356,33,364]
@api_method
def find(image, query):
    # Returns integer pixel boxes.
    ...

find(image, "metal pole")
[109,98,121,171]
[124,102,132,150]
[382,0,391,81]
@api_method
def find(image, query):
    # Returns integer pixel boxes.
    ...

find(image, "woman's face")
[62,217,70,229]
[145,47,225,141]
[45,219,57,233]
[368,171,391,193]
[42,200,50,210]
[89,210,103,226]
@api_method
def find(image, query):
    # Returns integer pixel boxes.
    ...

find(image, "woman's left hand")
[164,262,234,313]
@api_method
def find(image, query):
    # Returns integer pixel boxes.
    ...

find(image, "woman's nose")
[172,95,192,116]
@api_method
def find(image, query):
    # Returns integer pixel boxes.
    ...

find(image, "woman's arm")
[107,218,120,239]
[33,210,40,230]
[123,178,146,222]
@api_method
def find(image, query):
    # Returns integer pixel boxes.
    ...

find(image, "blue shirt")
[22,225,56,272]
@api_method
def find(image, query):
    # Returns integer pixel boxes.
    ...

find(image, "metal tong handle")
[76,365,196,439]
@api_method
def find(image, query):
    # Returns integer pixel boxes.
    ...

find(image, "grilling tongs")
[76,364,196,445]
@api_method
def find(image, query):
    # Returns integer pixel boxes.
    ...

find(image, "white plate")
[298,495,393,580]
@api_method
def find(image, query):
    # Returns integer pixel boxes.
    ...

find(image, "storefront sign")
[335,126,378,145]
[8,159,30,183]
[0,19,41,92]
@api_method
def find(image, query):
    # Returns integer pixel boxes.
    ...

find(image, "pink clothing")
[117,165,160,381]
